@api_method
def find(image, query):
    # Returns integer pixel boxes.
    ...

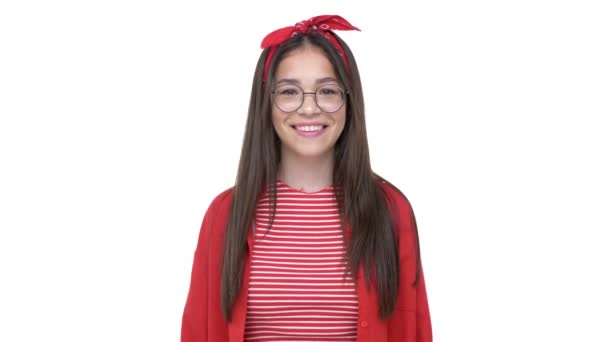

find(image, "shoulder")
[376,177,421,265]
[376,177,414,214]
[206,186,234,215]
[376,177,416,232]
[196,186,234,245]
[201,186,235,228]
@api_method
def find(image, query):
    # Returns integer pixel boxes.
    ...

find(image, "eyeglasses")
[272,84,347,113]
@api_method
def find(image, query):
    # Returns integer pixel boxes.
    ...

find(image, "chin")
[285,144,334,159]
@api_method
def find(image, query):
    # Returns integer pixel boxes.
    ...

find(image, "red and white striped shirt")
[244,178,358,341]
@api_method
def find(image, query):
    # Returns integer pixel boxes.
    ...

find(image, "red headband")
[260,15,360,80]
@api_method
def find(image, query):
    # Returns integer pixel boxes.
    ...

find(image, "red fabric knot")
[260,15,360,80]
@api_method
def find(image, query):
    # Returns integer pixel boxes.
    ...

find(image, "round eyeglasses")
[272,84,347,113]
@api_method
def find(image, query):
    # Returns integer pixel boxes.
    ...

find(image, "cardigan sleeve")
[382,182,433,341]
[402,200,433,342]
[414,262,432,341]
[404,197,433,342]
[181,192,226,342]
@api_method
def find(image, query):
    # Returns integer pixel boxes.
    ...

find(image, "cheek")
[271,109,281,131]
[336,111,347,132]
[271,110,290,143]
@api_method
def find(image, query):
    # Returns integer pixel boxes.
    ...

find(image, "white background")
[1,1,607,341]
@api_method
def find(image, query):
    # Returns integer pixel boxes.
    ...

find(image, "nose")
[297,93,320,115]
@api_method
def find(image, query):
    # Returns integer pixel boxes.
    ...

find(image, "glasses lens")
[273,84,346,113]
[274,85,302,112]
[316,85,345,113]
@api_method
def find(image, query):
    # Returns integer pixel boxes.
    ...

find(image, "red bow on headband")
[261,15,360,80]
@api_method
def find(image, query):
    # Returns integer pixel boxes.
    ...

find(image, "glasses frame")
[271,84,348,113]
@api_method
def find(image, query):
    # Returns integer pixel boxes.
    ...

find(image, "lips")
[290,123,329,137]
[291,124,327,132]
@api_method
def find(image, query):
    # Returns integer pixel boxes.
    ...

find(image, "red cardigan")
[181,181,433,341]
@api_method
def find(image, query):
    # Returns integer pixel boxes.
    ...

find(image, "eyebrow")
[276,77,339,85]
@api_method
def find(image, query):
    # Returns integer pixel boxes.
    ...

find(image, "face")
[271,46,347,160]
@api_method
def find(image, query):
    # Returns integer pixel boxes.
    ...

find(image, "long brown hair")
[221,31,421,321]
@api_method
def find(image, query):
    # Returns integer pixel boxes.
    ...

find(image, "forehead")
[274,46,337,84]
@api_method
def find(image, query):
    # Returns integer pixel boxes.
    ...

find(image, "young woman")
[182,15,432,342]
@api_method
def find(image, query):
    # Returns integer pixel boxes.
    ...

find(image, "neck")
[278,150,334,193]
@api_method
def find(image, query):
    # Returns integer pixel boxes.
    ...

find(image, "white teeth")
[295,125,324,132]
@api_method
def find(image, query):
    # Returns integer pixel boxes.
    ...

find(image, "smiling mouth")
[290,124,328,132]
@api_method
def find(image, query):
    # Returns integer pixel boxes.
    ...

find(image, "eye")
[276,86,301,96]
[318,86,341,96]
